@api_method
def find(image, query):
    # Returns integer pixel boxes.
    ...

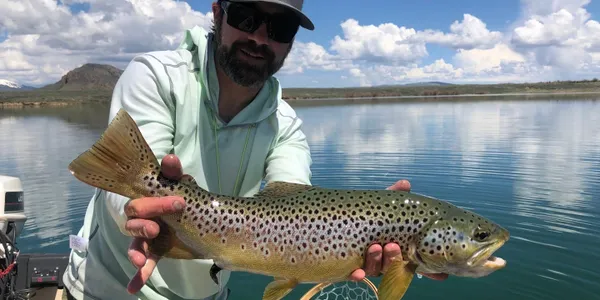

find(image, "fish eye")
[473,230,490,242]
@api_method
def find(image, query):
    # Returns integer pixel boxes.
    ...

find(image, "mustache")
[232,40,275,60]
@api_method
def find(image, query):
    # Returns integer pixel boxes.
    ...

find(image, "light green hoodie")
[63,26,312,300]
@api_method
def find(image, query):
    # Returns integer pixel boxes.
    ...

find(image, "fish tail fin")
[68,108,160,200]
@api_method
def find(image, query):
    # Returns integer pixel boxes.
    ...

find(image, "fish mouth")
[467,239,507,270]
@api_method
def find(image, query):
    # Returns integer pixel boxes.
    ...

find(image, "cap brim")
[228,0,315,30]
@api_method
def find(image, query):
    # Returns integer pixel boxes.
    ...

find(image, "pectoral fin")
[148,222,203,260]
[263,278,298,300]
[378,259,417,300]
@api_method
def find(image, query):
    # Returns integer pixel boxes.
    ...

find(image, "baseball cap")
[228,0,314,30]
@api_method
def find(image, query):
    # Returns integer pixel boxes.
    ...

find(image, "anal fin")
[148,220,202,260]
[263,278,298,300]
[377,259,417,300]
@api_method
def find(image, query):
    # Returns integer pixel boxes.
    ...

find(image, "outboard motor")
[0,176,27,246]
[0,175,28,299]
[0,176,69,299]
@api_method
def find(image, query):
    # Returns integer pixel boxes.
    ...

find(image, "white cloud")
[2,0,600,87]
[519,0,592,18]
[502,0,600,75]
[412,14,504,50]
[0,0,212,85]
[345,59,465,87]
[453,43,527,74]
[280,41,348,75]
[512,9,582,47]
[329,19,428,65]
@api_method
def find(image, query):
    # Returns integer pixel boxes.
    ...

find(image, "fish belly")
[167,214,367,283]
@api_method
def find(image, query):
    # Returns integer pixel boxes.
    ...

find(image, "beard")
[214,24,290,88]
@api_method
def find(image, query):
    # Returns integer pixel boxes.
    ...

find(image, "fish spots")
[171,185,491,269]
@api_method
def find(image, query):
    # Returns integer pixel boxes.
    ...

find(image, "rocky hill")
[41,63,123,91]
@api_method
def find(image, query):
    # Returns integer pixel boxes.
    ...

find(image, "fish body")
[68,109,510,300]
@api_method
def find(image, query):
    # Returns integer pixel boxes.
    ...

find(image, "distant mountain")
[376,81,454,88]
[0,79,36,91]
[401,81,454,87]
[41,63,123,91]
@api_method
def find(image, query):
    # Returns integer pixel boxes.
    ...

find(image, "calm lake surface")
[0,96,599,299]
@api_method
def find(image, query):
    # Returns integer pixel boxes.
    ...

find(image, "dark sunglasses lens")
[226,3,260,32]
[223,2,300,43]
[268,14,299,43]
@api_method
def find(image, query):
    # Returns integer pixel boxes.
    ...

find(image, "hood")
[177,26,280,128]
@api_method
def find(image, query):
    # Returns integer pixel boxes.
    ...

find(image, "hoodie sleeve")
[264,103,313,185]
[103,54,176,236]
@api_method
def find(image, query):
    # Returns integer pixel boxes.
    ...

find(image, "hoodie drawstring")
[212,112,255,195]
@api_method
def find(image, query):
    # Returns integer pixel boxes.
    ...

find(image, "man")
[62,1,446,299]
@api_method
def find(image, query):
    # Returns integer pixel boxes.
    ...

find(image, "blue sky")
[201,0,522,47]
[2,0,600,87]
[173,0,600,87]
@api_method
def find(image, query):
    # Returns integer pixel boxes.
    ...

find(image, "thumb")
[161,154,183,180]
[386,179,411,192]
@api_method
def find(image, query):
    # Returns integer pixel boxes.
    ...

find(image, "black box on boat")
[15,253,69,290]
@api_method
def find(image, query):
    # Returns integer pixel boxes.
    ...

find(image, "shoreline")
[0,100,84,108]
[284,90,600,102]
[1,88,600,109]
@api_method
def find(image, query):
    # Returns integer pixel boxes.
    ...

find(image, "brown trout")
[68,108,510,300]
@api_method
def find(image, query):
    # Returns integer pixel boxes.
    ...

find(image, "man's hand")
[347,179,449,282]
[124,154,186,294]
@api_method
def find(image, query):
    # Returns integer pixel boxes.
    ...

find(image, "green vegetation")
[282,78,600,100]
[0,90,112,107]
[1,78,600,108]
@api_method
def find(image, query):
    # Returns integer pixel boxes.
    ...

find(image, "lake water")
[0,97,599,299]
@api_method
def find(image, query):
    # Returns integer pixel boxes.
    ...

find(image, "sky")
[2,0,600,88]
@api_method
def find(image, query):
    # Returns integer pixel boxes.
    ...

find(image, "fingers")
[127,238,160,294]
[127,253,160,294]
[128,238,148,269]
[381,243,402,274]
[161,154,183,180]
[350,243,401,281]
[125,219,160,239]
[363,244,383,276]
[386,179,411,192]
[124,196,185,219]
[123,154,183,295]
[349,242,449,282]
[348,268,366,282]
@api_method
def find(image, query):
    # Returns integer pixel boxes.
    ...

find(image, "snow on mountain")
[0,80,21,89]
[0,80,35,91]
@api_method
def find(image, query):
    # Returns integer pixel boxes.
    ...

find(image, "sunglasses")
[220,1,300,43]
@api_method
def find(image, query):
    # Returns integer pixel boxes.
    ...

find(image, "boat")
[0,175,69,300]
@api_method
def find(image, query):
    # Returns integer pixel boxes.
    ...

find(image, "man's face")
[212,1,298,88]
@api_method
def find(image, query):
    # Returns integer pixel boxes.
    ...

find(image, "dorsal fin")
[255,181,315,198]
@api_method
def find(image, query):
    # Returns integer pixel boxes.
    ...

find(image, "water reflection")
[0,104,110,253]
[295,98,600,299]
[297,100,600,217]
[0,98,598,299]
